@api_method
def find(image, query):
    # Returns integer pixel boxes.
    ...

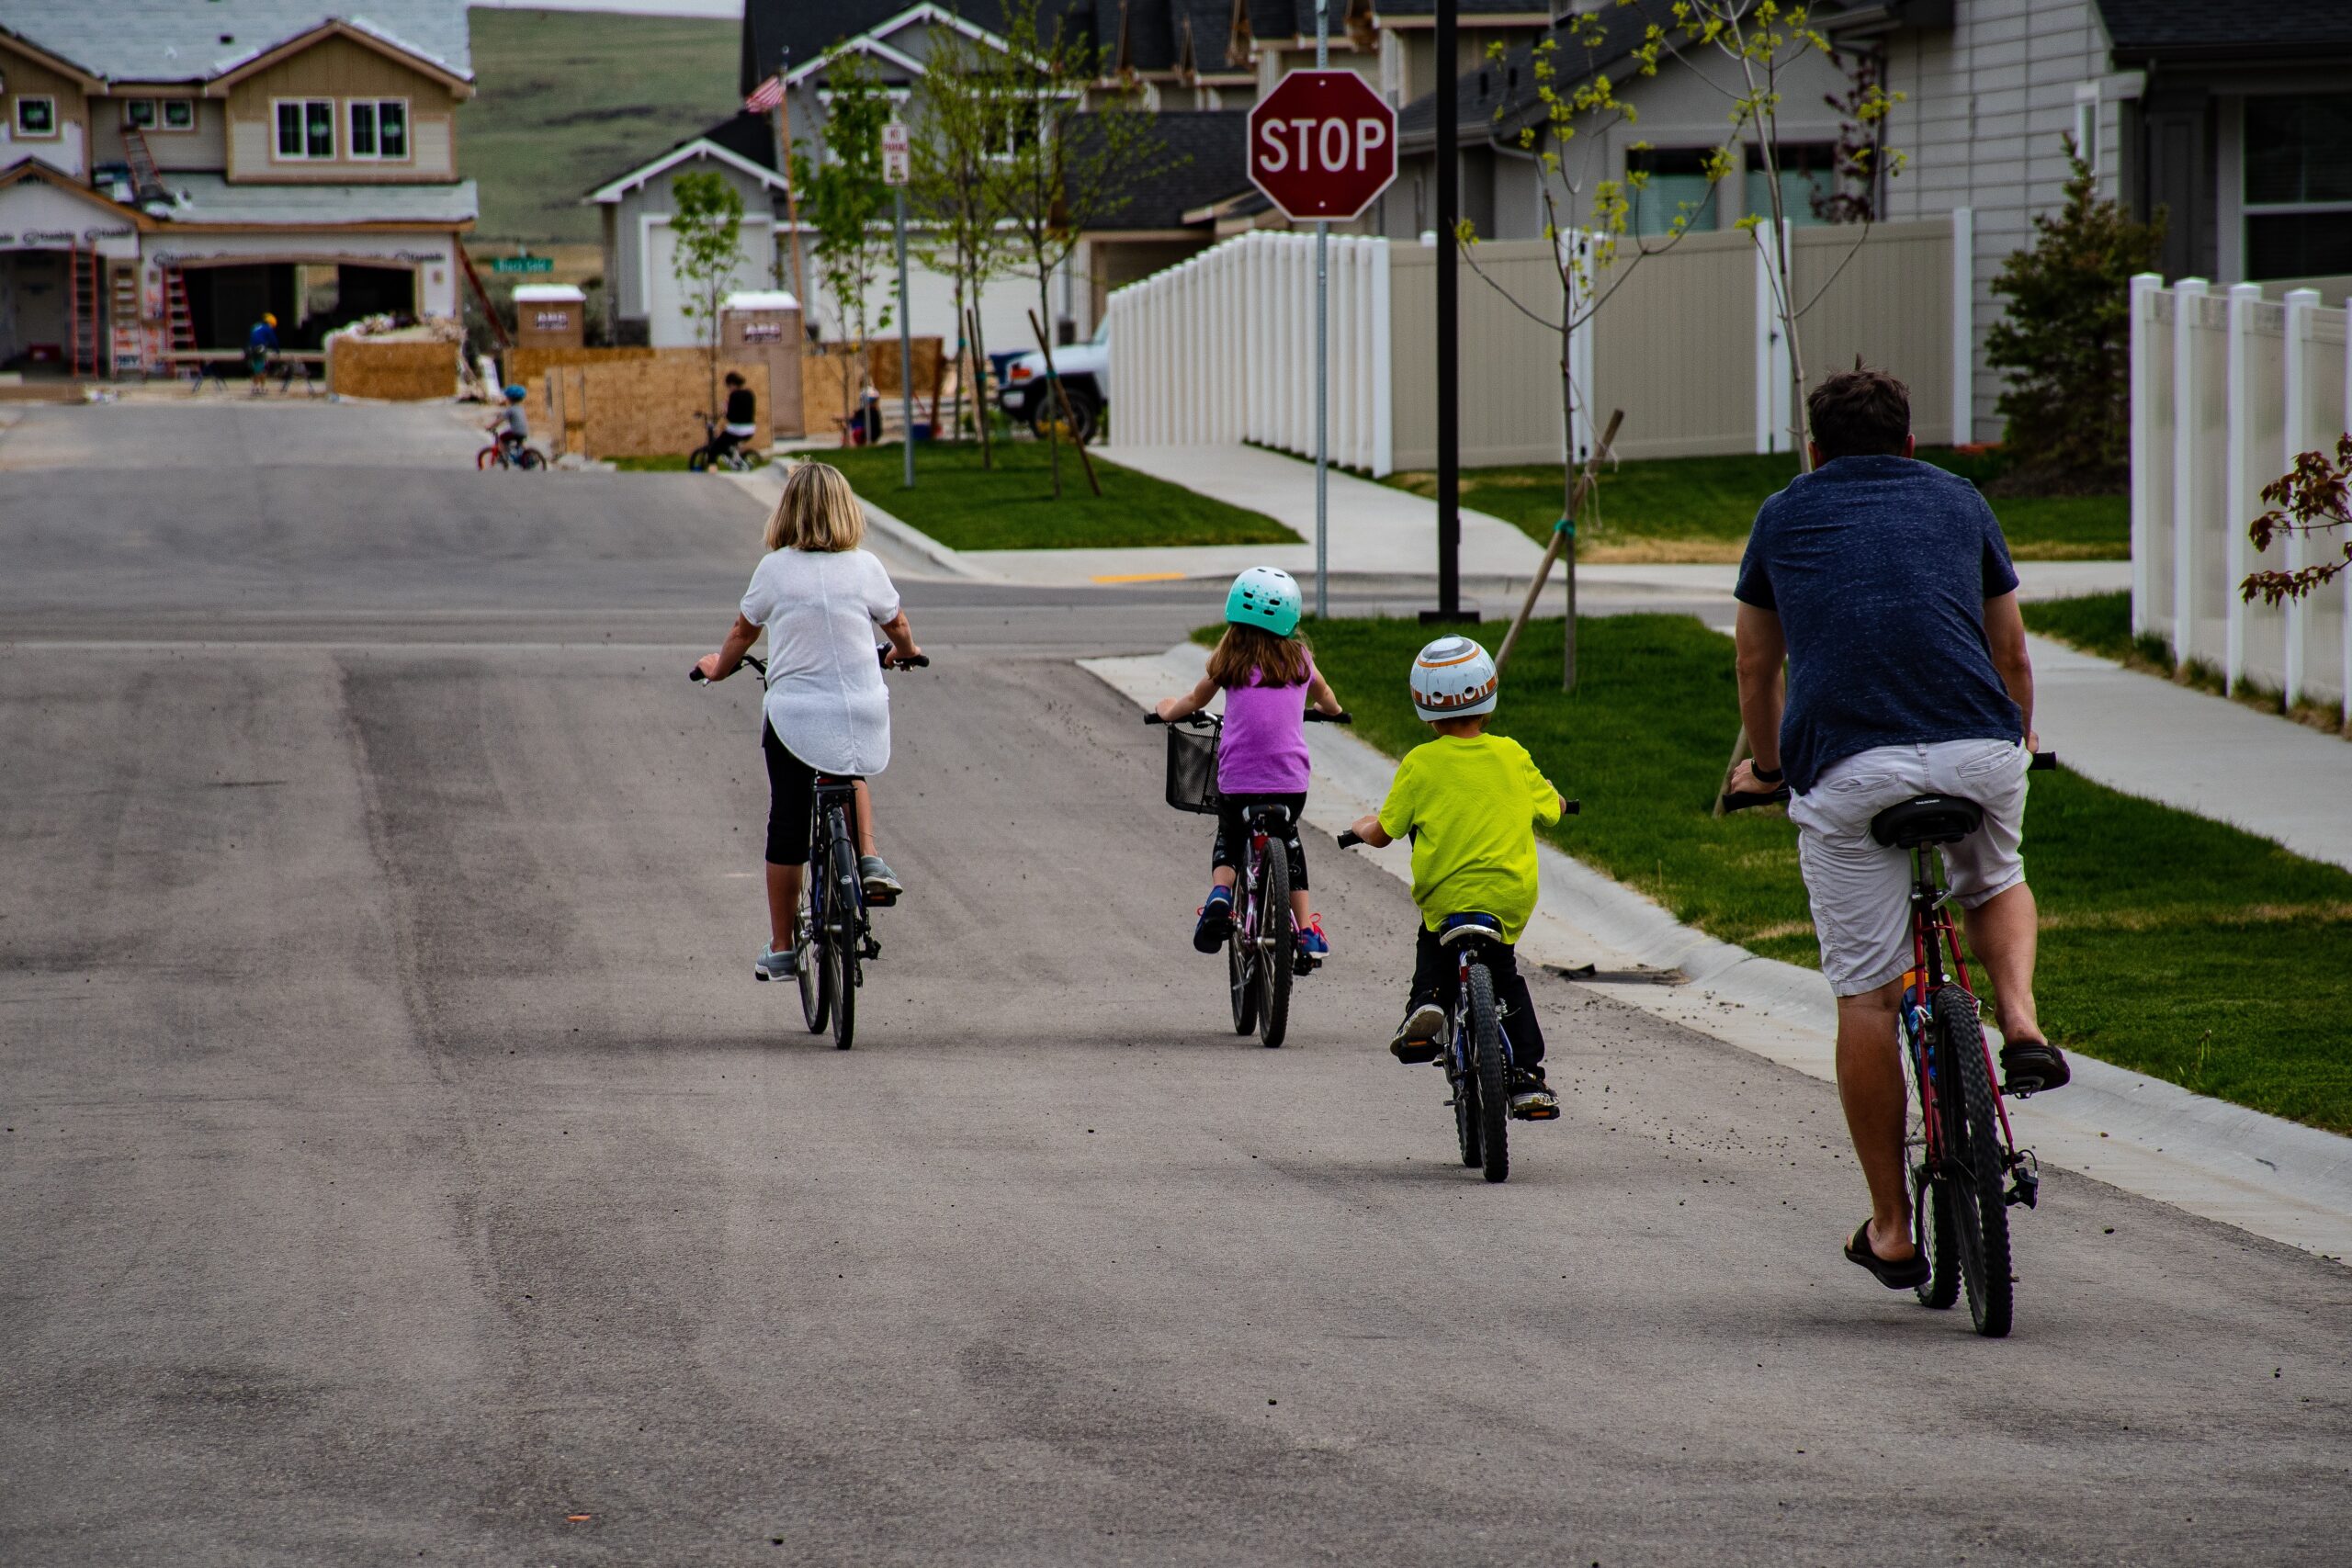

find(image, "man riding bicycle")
[1727,367,2069,1291]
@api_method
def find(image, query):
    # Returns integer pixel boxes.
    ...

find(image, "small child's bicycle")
[1339,817,1574,1184]
[1148,708,1348,1048]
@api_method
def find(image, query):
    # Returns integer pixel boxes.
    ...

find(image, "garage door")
[645,218,775,348]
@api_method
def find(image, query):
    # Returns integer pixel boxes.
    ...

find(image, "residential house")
[0,0,476,375]
[1384,0,2352,440]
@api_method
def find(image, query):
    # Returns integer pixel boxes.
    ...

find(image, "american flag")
[745,75,784,113]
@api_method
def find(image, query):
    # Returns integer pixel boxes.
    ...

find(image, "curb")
[725,465,989,581]
[1079,642,2352,1263]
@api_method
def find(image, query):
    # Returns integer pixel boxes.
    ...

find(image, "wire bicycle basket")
[1162,717,1221,814]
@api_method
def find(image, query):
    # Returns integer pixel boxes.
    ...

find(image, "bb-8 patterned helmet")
[1409,636,1498,718]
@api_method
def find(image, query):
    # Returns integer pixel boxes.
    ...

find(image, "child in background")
[1346,636,1566,1118]
[487,384,530,458]
[1157,567,1345,961]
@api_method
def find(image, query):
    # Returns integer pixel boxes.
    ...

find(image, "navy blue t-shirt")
[1734,455,2023,794]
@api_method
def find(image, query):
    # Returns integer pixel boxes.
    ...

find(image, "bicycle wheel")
[1899,1017,1960,1308]
[516,447,546,470]
[1468,963,1510,1183]
[798,872,831,1034]
[475,446,500,470]
[828,824,861,1051]
[687,448,710,472]
[1255,840,1293,1049]
[1227,911,1258,1035]
[1933,987,2012,1337]
[1453,1021,1483,1168]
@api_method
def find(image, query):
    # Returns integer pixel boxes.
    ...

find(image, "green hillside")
[458,7,744,246]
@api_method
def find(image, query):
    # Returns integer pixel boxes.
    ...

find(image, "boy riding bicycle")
[1347,637,1566,1118]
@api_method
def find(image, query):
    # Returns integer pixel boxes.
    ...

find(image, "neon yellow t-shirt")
[1376,731,1562,942]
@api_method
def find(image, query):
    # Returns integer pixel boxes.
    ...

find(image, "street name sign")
[1246,70,1396,222]
[489,255,552,274]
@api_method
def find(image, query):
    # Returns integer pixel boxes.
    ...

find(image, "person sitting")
[698,373,758,467]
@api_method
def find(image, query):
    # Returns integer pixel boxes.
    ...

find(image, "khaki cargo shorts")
[1787,739,2030,997]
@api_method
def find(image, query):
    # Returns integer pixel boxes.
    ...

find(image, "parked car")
[997,320,1108,445]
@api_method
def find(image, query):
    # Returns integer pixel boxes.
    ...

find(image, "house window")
[2072,84,2100,174]
[162,99,195,131]
[2244,94,2352,279]
[276,98,335,159]
[1628,148,1719,237]
[348,99,409,160]
[14,96,57,138]
[1745,143,1838,227]
[125,98,156,130]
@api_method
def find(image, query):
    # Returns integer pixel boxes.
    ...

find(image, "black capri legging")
[763,722,860,866]
[1210,791,1309,890]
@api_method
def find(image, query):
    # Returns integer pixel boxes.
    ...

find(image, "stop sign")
[1247,70,1397,223]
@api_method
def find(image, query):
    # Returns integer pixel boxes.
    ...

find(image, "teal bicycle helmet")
[503,384,527,401]
[1225,566,1303,637]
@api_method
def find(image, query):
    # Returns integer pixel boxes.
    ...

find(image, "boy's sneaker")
[1389,1001,1445,1063]
[1509,1066,1560,1120]
[1193,886,1234,953]
[753,942,797,983]
[1295,916,1330,960]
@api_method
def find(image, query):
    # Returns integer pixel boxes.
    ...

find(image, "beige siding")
[90,100,228,172]
[1389,238,1576,471]
[0,40,89,178]
[1592,230,1756,460]
[223,34,461,183]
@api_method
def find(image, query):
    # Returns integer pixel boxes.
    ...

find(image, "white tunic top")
[739,547,902,776]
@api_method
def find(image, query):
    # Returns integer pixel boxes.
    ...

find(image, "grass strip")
[2024,592,2352,740]
[820,441,1297,551]
[1384,448,2127,563]
[1233,613,2352,1133]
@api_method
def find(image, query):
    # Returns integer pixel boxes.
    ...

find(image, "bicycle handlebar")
[1143,708,1351,726]
[1336,829,1363,848]
[690,648,926,683]
[1717,752,2055,811]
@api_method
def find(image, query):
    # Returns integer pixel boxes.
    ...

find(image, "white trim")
[272,96,336,161]
[867,3,1012,52]
[785,36,927,87]
[2171,277,2206,670]
[1951,206,1973,446]
[2072,82,2100,175]
[160,98,196,132]
[585,139,791,205]
[13,96,59,140]
[637,210,775,318]
[346,97,412,163]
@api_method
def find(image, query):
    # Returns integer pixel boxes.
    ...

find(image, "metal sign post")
[882,119,913,489]
[1314,2,1329,621]
[1429,0,1470,624]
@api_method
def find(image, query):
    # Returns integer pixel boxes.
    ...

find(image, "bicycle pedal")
[865,890,898,908]
[1513,1103,1561,1122]
[862,936,881,960]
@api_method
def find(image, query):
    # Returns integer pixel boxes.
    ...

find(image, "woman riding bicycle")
[695,460,922,981]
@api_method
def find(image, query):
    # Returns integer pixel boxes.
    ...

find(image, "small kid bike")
[1724,753,2053,1336]
[1339,817,1574,1184]
[1148,708,1348,1048]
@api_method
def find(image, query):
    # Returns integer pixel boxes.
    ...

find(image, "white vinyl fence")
[2130,275,2352,717]
[1107,215,1970,476]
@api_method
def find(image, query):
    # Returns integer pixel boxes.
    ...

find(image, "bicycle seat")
[1246,804,1293,829]
[1437,912,1506,946]
[1870,794,1984,848]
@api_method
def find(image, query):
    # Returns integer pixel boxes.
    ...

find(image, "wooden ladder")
[109,265,144,376]
[67,248,100,378]
[162,265,198,358]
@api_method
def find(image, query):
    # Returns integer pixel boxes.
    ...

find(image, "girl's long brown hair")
[1207,623,1311,689]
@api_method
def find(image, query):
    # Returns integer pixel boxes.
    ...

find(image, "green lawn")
[1273,614,2352,1133]
[821,442,1297,551]
[459,8,742,246]
[610,453,767,473]
[2025,591,2352,739]
[1385,448,2129,563]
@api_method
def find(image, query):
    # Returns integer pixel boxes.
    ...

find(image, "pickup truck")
[997,319,1108,444]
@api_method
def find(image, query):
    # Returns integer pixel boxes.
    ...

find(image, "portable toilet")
[720,289,804,437]
[513,284,586,350]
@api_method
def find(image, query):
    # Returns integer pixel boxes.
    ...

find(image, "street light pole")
[1314,0,1329,620]
[1429,0,1469,623]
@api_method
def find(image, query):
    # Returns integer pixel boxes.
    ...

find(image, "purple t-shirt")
[1218,658,1314,795]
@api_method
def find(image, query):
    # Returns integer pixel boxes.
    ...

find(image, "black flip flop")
[1846,1223,1931,1290]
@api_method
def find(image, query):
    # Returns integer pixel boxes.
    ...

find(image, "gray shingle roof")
[1396,1,1667,154]
[0,1,471,86]
[2093,0,2352,62]
[163,173,478,226]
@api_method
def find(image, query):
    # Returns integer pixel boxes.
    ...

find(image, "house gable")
[219,31,462,185]
[0,30,95,180]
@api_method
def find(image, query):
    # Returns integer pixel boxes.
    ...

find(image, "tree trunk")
[1035,274,1061,499]
[1561,315,1578,693]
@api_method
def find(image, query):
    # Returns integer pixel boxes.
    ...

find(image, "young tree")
[2245,435,2352,607]
[910,23,1013,465]
[669,170,745,421]
[795,51,895,441]
[990,0,1172,497]
[1984,139,2165,491]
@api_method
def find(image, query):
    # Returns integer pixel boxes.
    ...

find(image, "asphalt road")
[4,404,2347,1565]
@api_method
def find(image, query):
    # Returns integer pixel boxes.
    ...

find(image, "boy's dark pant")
[1408,924,1547,1066]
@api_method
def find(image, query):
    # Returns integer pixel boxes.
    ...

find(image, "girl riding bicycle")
[696,460,922,982]
[1155,567,1344,963]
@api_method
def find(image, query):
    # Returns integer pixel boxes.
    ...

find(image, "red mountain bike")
[1727,751,2053,1337]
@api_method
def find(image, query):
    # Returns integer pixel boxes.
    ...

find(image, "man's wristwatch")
[1751,764,1785,784]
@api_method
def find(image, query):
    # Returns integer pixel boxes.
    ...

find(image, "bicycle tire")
[1255,840,1293,1049]
[1453,1019,1483,1168]
[516,447,546,471]
[829,824,861,1051]
[1934,987,2012,1337]
[798,874,830,1035]
[1468,963,1510,1183]
[687,449,709,472]
[1227,918,1258,1034]
[475,446,499,470]
[1901,1025,1960,1309]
